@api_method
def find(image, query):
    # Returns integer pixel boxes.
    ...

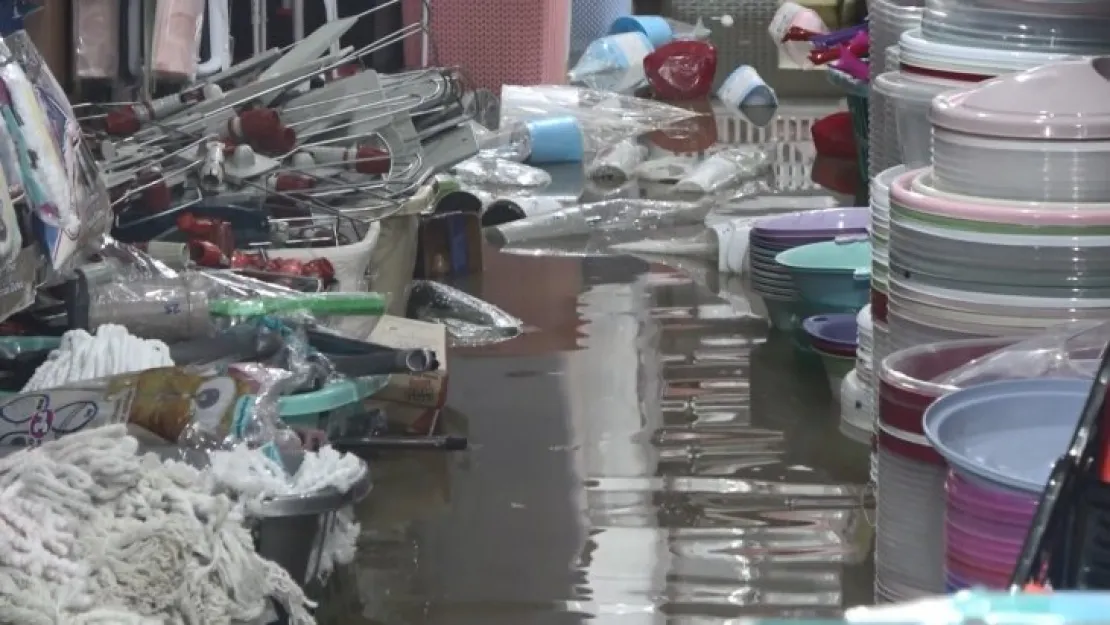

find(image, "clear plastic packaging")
[587,138,648,186]
[453,157,553,189]
[566,32,654,93]
[73,0,121,80]
[930,320,1106,387]
[673,147,770,194]
[0,33,112,273]
[485,198,714,245]
[151,0,205,82]
[499,85,699,149]
[922,0,1110,54]
[406,280,524,347]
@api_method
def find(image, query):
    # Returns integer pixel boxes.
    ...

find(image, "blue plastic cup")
[526,116,584,164]
[609,15,674,48]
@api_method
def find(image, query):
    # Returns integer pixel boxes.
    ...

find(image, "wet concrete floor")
[320,103,877,624]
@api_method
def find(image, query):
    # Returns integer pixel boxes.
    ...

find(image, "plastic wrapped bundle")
[151,0,205,82]
[73,0,120,80]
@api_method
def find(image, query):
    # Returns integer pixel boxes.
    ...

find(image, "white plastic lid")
[930,57,1110,140]
[899,28,1080,78]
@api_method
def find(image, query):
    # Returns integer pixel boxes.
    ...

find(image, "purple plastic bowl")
[947,471,1038,519]
[752,207,869,237]
[945,519,1024,565]
[802,314,859,354]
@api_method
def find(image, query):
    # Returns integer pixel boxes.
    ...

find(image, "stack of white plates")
[875,443,947,602]
[887,168,1110,348]
[870,165,902,294]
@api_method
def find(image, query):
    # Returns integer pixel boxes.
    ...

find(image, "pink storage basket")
[402,0,570,91]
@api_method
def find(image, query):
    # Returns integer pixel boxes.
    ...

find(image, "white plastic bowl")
[899,29,1080,78]
[894,168,1110,228]
[931,128,1110,203]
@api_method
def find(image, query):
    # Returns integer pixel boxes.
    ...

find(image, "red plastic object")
[230,250,264,269]
[810,155,861,197]
[354,145,391,175]
[273,173,316,192]
[643,40,718,101]
[811,111,857,160]
[269,258,305,276]
[233,108,282,142]
[188,240,229,267]
[105,106,141,136]
[782,25,820,42]
[137,173,171,213]
[334,63,362,79]
[809,38,870,66]
[177,212,217,236]
[302,258,336,281]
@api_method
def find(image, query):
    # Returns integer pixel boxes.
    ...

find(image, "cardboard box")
[368,315,448,409]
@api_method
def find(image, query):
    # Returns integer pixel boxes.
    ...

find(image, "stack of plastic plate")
[870,166,901,307]
[748,208,869,331]
[869,166,900,403]
[876,337,1014,601]
[930,59,1110,203]
[868,0,924,177]
[887,167,1110,352]
[942,470,1037,590]
[924,379,1093,589]
[922,0,1110,55]
[840,370,871,444]
[873,31,1077,167]
[803,314,858,399]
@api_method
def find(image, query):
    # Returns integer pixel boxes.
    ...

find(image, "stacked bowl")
[852,304,876,437]
[872,0,1110,168]
[924,379,1094,590]
[876,337,1014,601]
[873,29,1080,167]
[803,314,858,399]
[887,59,1110,352]
[748,208,868,331]
[868,0,925,177]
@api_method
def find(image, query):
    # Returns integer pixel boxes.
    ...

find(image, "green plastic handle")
[208,293,388,318]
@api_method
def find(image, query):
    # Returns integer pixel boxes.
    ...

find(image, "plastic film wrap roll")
[73,0,121,80]
[151,0,205,82]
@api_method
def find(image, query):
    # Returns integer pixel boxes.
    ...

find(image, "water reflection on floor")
[321,246,876,625]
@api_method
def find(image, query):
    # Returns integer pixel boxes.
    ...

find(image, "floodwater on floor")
[317,103,876,625]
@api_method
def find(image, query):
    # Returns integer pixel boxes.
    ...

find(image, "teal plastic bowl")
[0,336,387,434]
[776,239,871,312]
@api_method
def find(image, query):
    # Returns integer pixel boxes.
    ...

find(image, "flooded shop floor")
[317,103,877,624]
